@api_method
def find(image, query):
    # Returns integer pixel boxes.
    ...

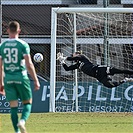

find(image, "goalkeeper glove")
[57,52,67,64]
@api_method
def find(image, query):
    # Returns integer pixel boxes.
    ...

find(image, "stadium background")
[0,0,133,113]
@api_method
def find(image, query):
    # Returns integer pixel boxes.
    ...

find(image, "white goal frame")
[50,7,133,112]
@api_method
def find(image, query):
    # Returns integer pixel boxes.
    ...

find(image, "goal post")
[50,7,133,112]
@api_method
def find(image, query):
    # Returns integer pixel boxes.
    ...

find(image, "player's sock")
[21,103,32,121]
[10,107,19,132]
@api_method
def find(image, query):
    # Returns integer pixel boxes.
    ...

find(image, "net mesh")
[55,12,133,112]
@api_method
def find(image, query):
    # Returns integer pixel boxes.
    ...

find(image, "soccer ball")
[33,53,43,63]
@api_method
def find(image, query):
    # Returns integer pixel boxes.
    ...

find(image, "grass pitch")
[0,112,133,133]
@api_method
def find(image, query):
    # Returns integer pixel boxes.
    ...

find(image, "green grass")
[0,112,133,133]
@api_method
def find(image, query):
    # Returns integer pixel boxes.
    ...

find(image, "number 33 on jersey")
[0,38,30,79]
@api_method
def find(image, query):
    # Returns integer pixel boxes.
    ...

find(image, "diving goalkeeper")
[57,51,133,88]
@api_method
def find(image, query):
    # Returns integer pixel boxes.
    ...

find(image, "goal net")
[50,8,133,112]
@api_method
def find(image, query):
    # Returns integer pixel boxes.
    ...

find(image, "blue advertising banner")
[54,82,133,112]
[0,80,133,113]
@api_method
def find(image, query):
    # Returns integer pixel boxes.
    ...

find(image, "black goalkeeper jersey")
[62,54,133,88]
[63,54,98,78]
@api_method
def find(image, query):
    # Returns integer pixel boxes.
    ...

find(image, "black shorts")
[96,66,108,81]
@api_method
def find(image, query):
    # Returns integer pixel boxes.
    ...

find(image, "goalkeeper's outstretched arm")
[57,52,80,71]
[62,62,79,71]
[67,56,81,61]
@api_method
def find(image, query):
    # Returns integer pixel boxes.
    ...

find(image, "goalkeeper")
[57,51,133,88]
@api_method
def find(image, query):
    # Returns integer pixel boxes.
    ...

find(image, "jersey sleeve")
[63,62,80,71]
[22,43,30,55]
[67,55,81,61]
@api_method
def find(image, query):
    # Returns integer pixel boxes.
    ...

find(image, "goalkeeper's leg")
[100,76,125,88]
[109,67,133,75]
